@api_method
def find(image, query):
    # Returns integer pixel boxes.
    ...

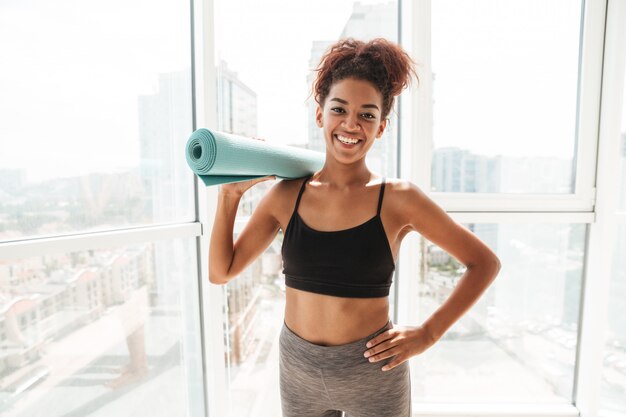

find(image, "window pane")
[224,232,284,417]
[598,32,626,414]
[214,1,399,415]
[414,223,585,402]
[0,0,194,242]
[430,0,583,194]
[0,239,204,416]
[599,225,626,413]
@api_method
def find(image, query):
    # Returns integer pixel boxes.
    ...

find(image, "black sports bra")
[280,175,396,298]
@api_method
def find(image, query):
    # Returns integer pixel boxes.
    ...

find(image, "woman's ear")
[315,105,323,128]
[376,118,388,138]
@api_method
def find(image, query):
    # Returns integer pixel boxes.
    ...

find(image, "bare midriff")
[284,286,391,346]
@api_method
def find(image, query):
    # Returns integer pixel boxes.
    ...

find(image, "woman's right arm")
[208,176,280,284]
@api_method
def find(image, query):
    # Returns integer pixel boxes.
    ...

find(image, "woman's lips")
[334,134,363,147]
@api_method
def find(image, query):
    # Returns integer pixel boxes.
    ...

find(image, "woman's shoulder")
[274,176,308,194]
[383,176,424,198]
[384,177,452,233]
[264,176,308,208]
[383,177,432,217]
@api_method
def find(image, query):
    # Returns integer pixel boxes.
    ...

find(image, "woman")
[209,38,501,417]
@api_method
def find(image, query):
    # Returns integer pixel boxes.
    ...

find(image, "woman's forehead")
[327,78,383,106]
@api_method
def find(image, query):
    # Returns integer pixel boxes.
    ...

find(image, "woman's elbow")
[208,275,223,285]
[489,254,502,279]
[208,271,230,285]
[468,253,501,279]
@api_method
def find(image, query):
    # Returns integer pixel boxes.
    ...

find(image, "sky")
[0,0,191,182]
[1,0,625,184]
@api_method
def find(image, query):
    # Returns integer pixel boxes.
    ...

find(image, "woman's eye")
[330,108,374,119]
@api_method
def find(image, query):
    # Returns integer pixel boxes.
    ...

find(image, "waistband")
[280,318,393,368]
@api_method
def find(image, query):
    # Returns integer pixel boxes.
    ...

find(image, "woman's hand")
[218,136,276,197]
[363,323,436,372]
[219,175,276,197]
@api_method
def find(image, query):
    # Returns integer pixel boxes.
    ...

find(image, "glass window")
[224,232,285,416]
[598,61,626,413]
[599,225,626,413]
[213,1,399,414]
[413,223,585,402]
[0,0,194,242]
[430,0,583,194]
[0,239,204,416]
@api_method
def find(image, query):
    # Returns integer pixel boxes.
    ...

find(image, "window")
[599,41,626,413]
[0,1,203,416]
[0,240,204,416]
[0,0,194,242]
[2,0,625,416]
[430,0,583,195]
[600,225,626,412]
[416,223,585,402]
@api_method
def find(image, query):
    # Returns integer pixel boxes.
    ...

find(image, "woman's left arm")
[364,180,501,371]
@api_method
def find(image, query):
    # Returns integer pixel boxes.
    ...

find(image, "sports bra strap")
[377,177,386,216]
[293,174,312,212]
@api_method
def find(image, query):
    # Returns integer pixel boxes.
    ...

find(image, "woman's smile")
[335,133,363,147]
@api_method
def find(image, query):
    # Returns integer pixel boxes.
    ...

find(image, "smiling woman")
[209,36,501,417]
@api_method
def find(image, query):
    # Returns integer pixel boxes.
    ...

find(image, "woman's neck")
[312,161,373,191]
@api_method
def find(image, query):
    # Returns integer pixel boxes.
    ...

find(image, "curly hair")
[311,37,419,120]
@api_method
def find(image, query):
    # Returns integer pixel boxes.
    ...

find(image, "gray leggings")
[279,319,412,417]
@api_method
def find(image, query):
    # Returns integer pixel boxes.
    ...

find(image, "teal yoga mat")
[185,128,326,186]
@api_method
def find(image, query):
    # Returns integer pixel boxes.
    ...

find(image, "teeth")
[336,134,361,144]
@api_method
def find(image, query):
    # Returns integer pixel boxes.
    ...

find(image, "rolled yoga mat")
[185,128,326,186]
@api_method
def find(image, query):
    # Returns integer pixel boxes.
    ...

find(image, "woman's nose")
[342,115,359,131]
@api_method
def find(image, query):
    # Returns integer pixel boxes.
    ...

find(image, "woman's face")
[316,77,387,162]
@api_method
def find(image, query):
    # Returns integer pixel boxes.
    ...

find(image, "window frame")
[574,0,626,416]
[401,0,601,213]
[191,0,231,416]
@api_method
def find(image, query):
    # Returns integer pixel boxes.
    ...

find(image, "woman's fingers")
[381,356,408,372]
[368,345,402,363]
[364,331,395,356]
